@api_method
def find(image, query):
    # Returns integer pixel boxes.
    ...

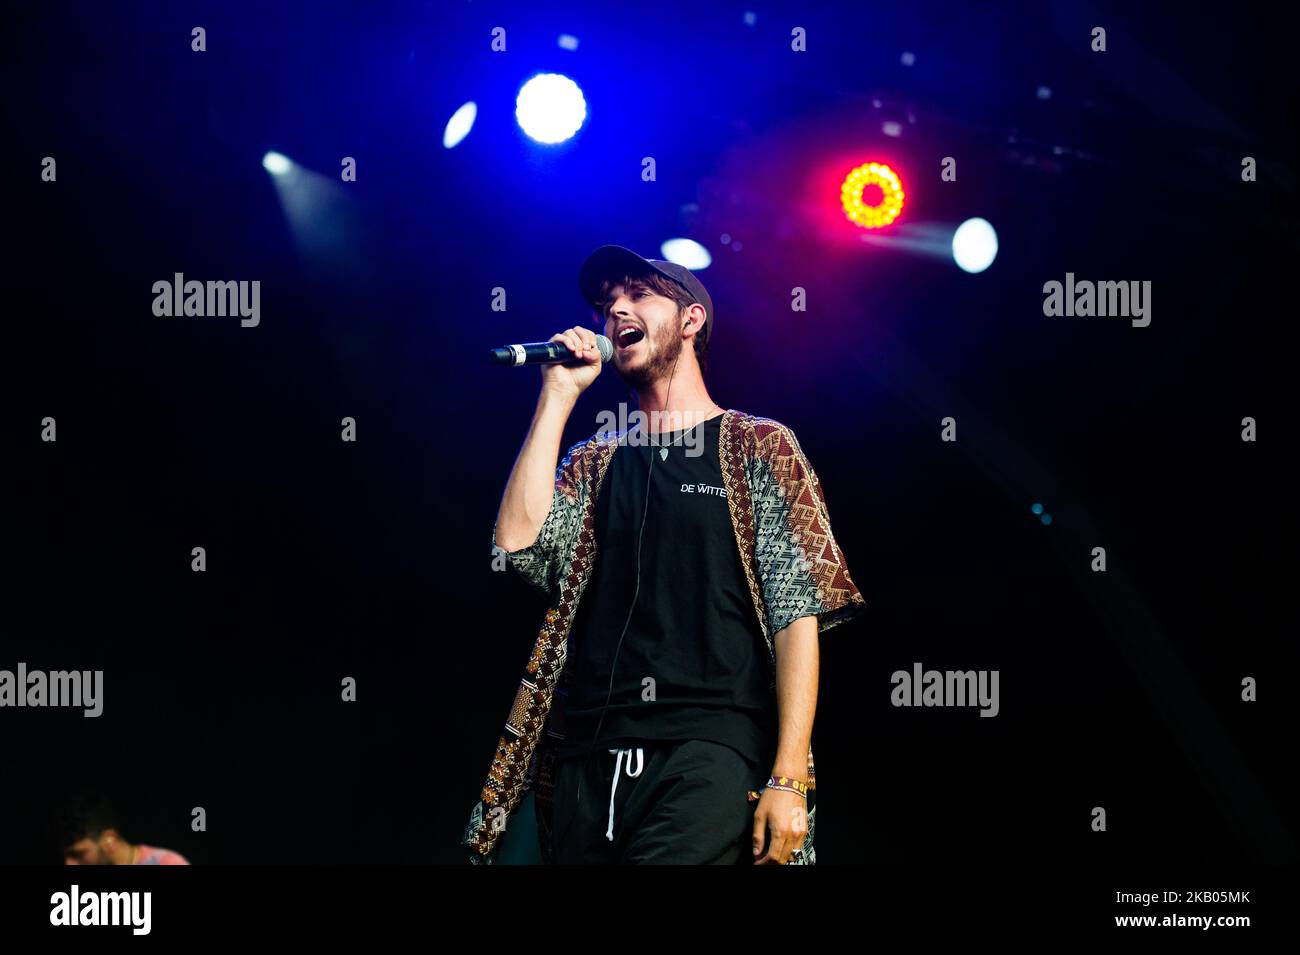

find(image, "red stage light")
[840,162,905,229]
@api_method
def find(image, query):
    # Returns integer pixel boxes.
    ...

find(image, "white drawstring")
[606,747,645,841]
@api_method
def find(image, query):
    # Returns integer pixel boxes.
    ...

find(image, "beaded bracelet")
[747,774,813,802]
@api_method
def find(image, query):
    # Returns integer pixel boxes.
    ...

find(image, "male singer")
[464,245,865,864]
[59,795,190,865]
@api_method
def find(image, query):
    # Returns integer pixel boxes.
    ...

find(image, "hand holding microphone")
[491,327,612,401]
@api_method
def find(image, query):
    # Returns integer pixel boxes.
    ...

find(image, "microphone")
[490,335,614,367]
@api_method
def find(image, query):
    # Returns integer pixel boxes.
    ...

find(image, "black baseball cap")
[578,244,714,347]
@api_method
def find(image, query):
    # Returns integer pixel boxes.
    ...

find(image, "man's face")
[601,281,685,391]
[63,834,112,865]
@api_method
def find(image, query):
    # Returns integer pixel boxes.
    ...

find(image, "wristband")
[747,774,813,802]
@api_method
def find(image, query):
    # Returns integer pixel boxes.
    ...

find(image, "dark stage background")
[4,0,1295,873]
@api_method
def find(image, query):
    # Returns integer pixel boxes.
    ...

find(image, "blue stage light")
[262,151,292,175]
[660,238,711,270]
[515,73,587,144]
[952,217,998,273]
[443,102,477,149]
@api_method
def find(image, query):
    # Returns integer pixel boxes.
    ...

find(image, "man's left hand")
[751,787,808,865]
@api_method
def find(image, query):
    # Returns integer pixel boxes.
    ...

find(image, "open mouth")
[616,326,646,351]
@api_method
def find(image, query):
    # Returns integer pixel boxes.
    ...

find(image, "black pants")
[551,739,762,864]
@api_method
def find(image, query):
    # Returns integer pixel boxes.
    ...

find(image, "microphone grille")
[594,334,614,363]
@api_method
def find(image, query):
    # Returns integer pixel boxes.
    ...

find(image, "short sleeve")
[491,437,589,599]
[751,423,866,636]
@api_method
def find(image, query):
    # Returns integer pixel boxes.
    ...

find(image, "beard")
[615,316,684,392]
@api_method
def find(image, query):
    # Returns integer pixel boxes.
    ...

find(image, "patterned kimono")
[463,408,866,864]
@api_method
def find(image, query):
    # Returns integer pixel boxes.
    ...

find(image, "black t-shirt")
[551,413,777,767]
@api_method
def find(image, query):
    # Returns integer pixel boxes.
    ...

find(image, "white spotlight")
[660,238,711,270]
[443,102,477,149]
[515,73,587,145]
[952,217,998,273]
[262,151,292,175]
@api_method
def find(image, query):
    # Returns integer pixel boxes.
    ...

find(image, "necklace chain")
[645,405,721,447]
